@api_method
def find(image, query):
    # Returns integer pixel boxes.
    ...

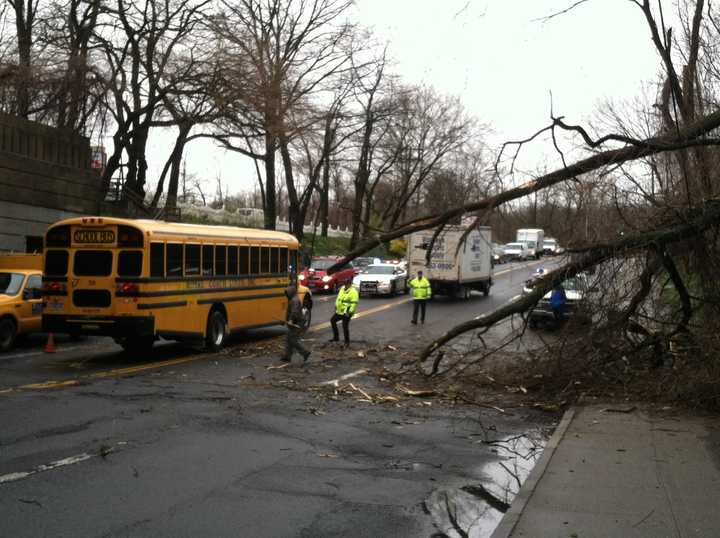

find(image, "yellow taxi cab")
[0,254,43,352]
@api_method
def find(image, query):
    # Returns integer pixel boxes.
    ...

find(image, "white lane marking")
[0,452,95,485]
[320,368,369,386]
[494,259,546,277]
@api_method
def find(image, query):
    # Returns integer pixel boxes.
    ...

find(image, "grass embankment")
[301,233,387,258]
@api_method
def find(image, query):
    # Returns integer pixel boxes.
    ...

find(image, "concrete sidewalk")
[492,404,720,537]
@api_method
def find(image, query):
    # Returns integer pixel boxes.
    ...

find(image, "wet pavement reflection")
[425,429,547,538]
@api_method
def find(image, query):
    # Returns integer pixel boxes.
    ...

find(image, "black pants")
[284,330,309,360]
[330,313,351,343]
[412,300,427,323]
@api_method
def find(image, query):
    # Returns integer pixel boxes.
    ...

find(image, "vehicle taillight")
[117,282,139,295]
[43,281,67,295]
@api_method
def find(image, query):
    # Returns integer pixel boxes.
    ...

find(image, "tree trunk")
[279,134,303,242]
[320,157,331,237]
[163,123,192,211]
[264,133,277,230]
[13,0,33,118]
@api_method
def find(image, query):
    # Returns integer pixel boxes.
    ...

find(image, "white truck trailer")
[407,226,493,298]
[516,228,545,259]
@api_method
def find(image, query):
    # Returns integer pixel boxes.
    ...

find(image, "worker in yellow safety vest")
[329,280,359,346]
[409,270,432,324]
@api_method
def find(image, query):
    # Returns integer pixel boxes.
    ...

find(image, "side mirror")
[22,289,31,300]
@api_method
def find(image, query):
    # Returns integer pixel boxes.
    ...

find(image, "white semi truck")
[407,226,493,298]
[516,228,545,259]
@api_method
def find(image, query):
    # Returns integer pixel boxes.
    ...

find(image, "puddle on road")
[425,430,547,538]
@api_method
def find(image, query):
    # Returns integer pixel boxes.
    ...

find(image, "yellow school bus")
[42,217,312,353]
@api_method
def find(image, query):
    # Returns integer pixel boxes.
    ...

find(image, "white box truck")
[407,226,493,298]
[516,228,545,259]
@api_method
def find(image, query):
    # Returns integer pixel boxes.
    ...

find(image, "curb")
[490,407,576,538]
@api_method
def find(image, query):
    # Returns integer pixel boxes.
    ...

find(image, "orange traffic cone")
[44,332,56,353]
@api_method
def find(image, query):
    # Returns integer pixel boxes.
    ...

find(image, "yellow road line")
[1,263,542,396]
[309,297,412,331]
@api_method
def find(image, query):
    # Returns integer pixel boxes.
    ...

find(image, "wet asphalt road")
[0,259,557,538]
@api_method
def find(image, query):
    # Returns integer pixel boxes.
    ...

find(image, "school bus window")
[239,246,249,275]
[290,249,298,274]
[150,243,165,278]
[228,246,238,276]
[270,247,279,274]
[74,250,112,276]
[215,246,227,276]
[118,251,143,277]
[202,245,214,276]
[279,248,288,274]
[185,244,200,276]
[45,250,68,276]
[167,243,183,277]
[250,246,260,275]
[260,247,270,274]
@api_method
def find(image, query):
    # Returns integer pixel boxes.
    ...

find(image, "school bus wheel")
[0,317,17,352]
[206,310,227,351]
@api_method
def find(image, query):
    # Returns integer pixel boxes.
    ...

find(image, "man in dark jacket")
[282,286,311,363]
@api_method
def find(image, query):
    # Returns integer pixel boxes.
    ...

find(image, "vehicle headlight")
[322,275,331,283]
[298,274,306,281]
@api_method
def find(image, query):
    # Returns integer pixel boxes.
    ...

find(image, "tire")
[0,318,17,352]
[300,304,312,334]
[463,287,471,300]
[390,282,397,296]
[483,283,490,297]
[117,335,154,355]
[205,310,228,352]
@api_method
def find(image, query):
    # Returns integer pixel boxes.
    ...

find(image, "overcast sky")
[145,0,662,197]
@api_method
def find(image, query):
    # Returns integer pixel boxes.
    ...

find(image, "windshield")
[364,266,396,275]
[562,277,584,292]
[0,272,24,296]
[505,243,523,249]
[310,259,334,270]
[544,240,556,246]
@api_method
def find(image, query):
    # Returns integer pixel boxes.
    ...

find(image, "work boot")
[328,338,339,343]
[411,319,417,325]
[280,356,290,363]
[303,351,311,363]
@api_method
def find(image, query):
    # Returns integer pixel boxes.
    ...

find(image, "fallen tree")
[327,107,720,274]
[418,198,720,367]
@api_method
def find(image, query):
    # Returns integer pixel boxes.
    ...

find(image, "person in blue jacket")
[550,283,567,321]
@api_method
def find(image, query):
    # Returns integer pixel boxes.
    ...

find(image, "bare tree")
[211,0,355,234]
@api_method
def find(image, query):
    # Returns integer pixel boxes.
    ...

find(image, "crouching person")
[282,286,311,363]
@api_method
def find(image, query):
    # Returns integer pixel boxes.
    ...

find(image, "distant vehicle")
[503,242,532,261]
[353,257,376,270]
[407,226,493,299]
[0,254,43,351]
[516,228,545,259]
[528,273,591,329]
[492,243,508,264]
[353,263,408,296]
[298,257,355,293]
[543,238,560,256]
